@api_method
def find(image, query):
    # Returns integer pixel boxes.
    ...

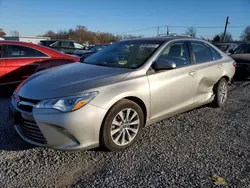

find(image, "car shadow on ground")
[0,84,17,97]
[0,127,36,151]
[0,96,36,151]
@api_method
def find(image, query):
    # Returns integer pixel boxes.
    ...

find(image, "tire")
[101,99,144,152]
[212,78,228,108]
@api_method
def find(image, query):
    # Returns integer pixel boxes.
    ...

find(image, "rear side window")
[191,42,212,63]
[210,47,222,61]
[7,45,48,58]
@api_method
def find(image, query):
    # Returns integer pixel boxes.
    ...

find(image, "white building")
[3,36,50,44]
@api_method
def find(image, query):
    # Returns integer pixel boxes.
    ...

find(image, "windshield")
[89,45,107,52]
[234,43,250,54]
[215,44,229,52]
[83,40,163,69]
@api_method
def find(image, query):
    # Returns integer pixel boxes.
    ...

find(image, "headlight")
[35,92,98,112]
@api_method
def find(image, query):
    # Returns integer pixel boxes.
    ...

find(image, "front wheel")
[101,99,144,152]
[212,78,228,108]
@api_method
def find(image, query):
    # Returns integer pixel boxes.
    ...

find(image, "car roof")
[0,40,71,57]
[122,36,200,42]
[40,39,76,42]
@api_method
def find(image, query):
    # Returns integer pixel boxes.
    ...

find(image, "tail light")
[233,62,236,68]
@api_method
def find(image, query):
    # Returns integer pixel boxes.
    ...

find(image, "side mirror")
[229,49,234,54]
[153,59,176,71]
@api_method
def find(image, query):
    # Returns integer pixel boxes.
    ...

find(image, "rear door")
[189,41,223,104]
[3,44,49,84]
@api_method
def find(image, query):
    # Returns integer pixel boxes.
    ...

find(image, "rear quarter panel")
[193,56,235,104]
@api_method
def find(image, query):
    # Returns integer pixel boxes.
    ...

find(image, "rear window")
[215,44,229,52]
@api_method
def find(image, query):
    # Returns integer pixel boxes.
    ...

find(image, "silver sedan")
[9,37,235,151]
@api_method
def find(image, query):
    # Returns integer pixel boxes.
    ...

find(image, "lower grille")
[18,119,47,144]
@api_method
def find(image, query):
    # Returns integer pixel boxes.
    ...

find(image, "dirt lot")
[0,81,250,188]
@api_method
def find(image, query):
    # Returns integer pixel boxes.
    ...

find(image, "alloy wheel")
[219,81,227,104]
[110,108,140,146]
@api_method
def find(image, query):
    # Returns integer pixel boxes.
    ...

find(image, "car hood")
[230,54,250,63]
[17,63,131,100]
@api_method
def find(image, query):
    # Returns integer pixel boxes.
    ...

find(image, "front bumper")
[9,98,107,150]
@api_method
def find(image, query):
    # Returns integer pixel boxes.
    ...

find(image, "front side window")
[83,40,163,69]
[214,44,229,52]
[158,42,191,67]
[191,42,212,63]
[7,45,47,58]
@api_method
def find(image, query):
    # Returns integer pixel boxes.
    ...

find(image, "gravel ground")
[0,81,250,188]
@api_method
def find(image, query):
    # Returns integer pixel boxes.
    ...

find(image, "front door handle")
[218,64,223,69]
[189,71,196,76]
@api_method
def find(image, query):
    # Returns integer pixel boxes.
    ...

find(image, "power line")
[124,25,247,33]
[169,25,245,28]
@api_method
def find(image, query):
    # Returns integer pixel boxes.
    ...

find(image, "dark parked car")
[214,42,239,55]
[73,45,108,60]
[0,41,79,88]
[40,39,86,54]
[230,42,250,79]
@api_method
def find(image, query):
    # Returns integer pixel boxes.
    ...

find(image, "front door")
[148,41,196,120]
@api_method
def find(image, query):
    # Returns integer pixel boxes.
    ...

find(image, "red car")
[0,41,79,86]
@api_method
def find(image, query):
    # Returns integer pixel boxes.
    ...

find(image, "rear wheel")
[212,78,228,108]
[101,99,144,152]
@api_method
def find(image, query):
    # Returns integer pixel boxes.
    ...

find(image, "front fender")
[89,76,151,120]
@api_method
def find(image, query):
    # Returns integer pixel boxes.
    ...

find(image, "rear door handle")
[189,71,196,76]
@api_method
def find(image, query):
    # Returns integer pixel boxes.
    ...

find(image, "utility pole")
[167,26,170,35]
[223,16,229,42]
[157,27,159,36]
